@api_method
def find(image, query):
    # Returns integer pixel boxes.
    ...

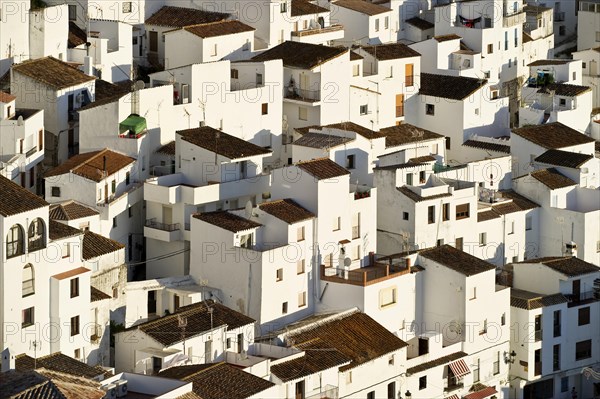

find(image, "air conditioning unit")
[103,384,117,399]
[115,380,128,397]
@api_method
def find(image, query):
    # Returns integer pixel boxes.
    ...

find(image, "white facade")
[578,0,600,51]
[28,5,69,61]
[330,2,395,46]
[0,0,30,76]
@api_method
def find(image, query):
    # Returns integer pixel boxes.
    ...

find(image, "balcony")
[25,147,37,158]
[534,329,542,342]
[566,290,600,307]
[554,12,565,21]
[445,377,464,392]
[503,11,526,27]
[291,24,344,38]
[144,218,182,242]
[284,86,320,103]
[321,262,411,287]
[306,385,339,399]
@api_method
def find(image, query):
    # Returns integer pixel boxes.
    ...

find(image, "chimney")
[83,56,93,76]
[2,348,15,371]
[565,241,578,258]
[405,257,411,270]
[369,251,375,266]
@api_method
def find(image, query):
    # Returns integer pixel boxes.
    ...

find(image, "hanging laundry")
[459,15,481,28]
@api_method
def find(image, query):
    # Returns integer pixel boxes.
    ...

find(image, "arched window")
[6,224,24,258]
[28,218,46,252]
[22,264,34,297]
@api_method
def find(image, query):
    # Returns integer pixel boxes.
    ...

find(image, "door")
[148,290,157,315]
[295,380,305,399]
[405,64,414,86]
[572,279,581,301]
[456,237,463,251]
[149,31,158,52]
[300,74,309,91]
[418,338,429,355]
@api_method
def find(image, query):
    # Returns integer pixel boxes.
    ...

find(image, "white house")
[0,175,99,364]
[44,148,144,260]
[0,91,45,193]
[164,20,255,69]
[508,256,600,399]
[11,57,96,166]
[534,149,599,189]
[577,0,600,51]
[573,47,600,108]
[0,0,30,76]
[404,16,434,43]
[330,0,395,46]
[28,5,69,61]
[114,300,256,374]
[522,5,555,69]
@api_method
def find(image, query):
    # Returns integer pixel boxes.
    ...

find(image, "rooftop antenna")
[214,130,220,165]
[178,314,188,356]
[132,80,145,116]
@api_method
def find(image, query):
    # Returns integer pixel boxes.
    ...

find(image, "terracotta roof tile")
[158,363,275,399]
[178,126,271,159]
[82,231,124,260]
[350,50,364,61]
[464,386,498,399]
[194,211,262,232]
[259,199,315,224]
[374,155,436,170]
[283,311,407,372]
[126,300,255,346]
[45,149,135,182]
[488,190,540,215]
[68,21,87,48]
[419,73,487,100]
[420,245,496,276]
[178,20,255,38]
[252,41,348,69]
[292,132,354,148]
[361,43,421,60]
[477,210,501,222]
[291,0,329,16]
[537,83,591,96]
[49,201,99,221]
[380,124,444,148]
[527,59,571,66]
[12,56,95,89]
[517,256,600,277]
[407,351,468,374]
[90,286,111,302]
[49,220,82,240]
[94,79,131,102]
[529,168,577,189]
[534,149,593,168]
[320,122,383,140]
[434,34,462,42]
[296,158,351,180]
[463,139,511,154]
[511,122,595,149]
[510,288,568,310]
[15,353,105,379]
[405,17,434,30]
[0,369,105,399]
[156,140,176,156]
[334,0,391,15]
[396,186,452,202]
[51,266,90,280]
[145,6,228,28]
[0,175,48,216]
[0,90,16,102]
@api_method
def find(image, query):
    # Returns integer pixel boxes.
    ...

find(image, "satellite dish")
[17,115,24,126]
[344,257,352,267]
[134,80,145,91]
[244,200,256,218]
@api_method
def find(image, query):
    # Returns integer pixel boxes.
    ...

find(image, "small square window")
[70,277,79,298]
[122,2,132,13]
[22,307,34,328]
[51,186,61,197]
[419,376,427,390]
[231,69,239,79]
[559,98,566,106]
[276,268,283,282]
[280,2,287,13]
[579,307,590,326]
[403,212,409,221]
[426,103,435,115]
[226,338,232,349]
[297,226,305,241]
[297,259,305,274]
[261,103,268,115]
[346,154,355,169]
[360,104,368,115]
[298,291,306,307]
[282,301,288,314]
[479,232,487,246]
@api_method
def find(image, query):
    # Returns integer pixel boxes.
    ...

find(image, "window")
[559,98,566,106]
[437,239,444,247]
[419,171,426,183]
[375,18,380,31]
[405,64,414,86]
[346,154,355,169]
[583,62,587,69]
[561,377,569,392]
[487,43,493,54]
[554,310,561,337]
[346,371,352,384]
[353,64,360,77]
[174,294,180,311]
[352,244,360,260]
[333,216,340,231]
[63,243,70,259]
[525,216,532,231]
[534,314,542,341]
[70,277,79,298]
[384,16,389,29]
[70,315,80,336]
[6,224,24,258]
[428,206,435,224]
[360,104,368,115]
[419,376,427,390]
[111,180,116,194]
[406,173,413,185]
[256,73,263,86]
[479,232,487,246]
[237,333,244,353]
[445,137,451,150]
[231,69,239,79]
[504,31,508,50]
[297,226,305,241]
[22,264,34,297]
[387,382,395,399]
[149,31,158,52]
[480,319,488,334]
[261,103,268,115]
[396,94,404,117]
[211,43,217,56]
[442,203,450,221]
[128,206,133,218]
[282,301,288,314]
[226,338,232,349]
[514,28,518,47]
[280,1,287,12]
[403,212,409,221]
[579,307,590,326]
[298,291,306,307]
[74,348,81,360]
[68,4,76,20]
[276,268,283,282]
[297,259,305,274]
[122,2,132,13]
[239,233,252,249]
[388,355,395,366]
[456,204,470,219]
[501,312,506,326]
[473,358,480,382]
[379,287,397,307]
[205,340,212,362]
[576,340,592,360]
[22,307,34,328]
[426,103,435,115]
[367,391,375,399]
[493,351,500,374]
[553,344,561,371]
[28,218,45,252]
[573,71,577,80]
[388,66,393,78]
[299,107,308,121]
[455,237,463,251]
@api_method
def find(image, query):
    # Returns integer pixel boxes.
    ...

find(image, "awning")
[446,395,459,399]
[119,114,147,135]
[449,358,470,378]
[464,386,498,399]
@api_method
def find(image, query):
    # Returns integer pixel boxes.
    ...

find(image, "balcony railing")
[145,218,180,232]
[291,24,344,37]
[566,290,599,304]
[25,147,37,158]
[306,385,339,399]
[321,263,411,286]
[554,12,565,21]
[284,86,320,102]
[445,377,464,392]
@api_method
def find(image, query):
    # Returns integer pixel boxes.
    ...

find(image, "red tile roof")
[15,352,105,379]
[49,220,82,240]
[511,122,595,149]
[0,175,48,217]
[259,199,315,224]
[420,245,496,276]
[334,0,391,15]
[82,231,124,260]
[51,266,90,281]
[291,0,329,16]
[179,20,255,38]
[45,149,135,182]
[178,126,271,160]
[252,41,348,70]
[0,90,16,102]
[194,211,262,232]
[296,158,350,180]
[529,168,577,189]
[464,386,498,399]
[0,368,105,399]
[49,201,99,221]
[145,6,228,28]
[12,56,95,89]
